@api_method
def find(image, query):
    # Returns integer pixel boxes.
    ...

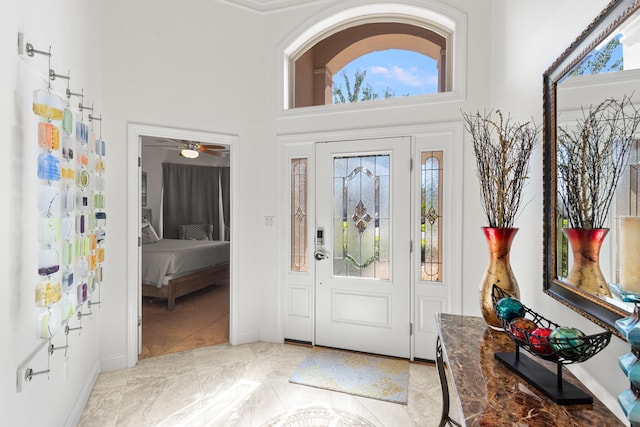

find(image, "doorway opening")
[139,136,231,359]
[126,123,237,365]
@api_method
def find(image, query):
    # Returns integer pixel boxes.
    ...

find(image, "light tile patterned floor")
[78,342,452,427]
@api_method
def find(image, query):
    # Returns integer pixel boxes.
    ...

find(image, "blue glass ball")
[495,297,525,322]
[550,327,586,359]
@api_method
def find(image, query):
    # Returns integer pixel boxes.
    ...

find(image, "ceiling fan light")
[180,148,199,159]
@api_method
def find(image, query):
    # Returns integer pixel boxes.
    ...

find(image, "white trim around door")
[279,122,463,360]
[126,123,238,367]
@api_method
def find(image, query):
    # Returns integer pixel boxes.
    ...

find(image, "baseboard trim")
[259,330,284,343]
[64,359,100,427]
[413,357,436,366]
[100,352,130,372]
[233,329,260,345]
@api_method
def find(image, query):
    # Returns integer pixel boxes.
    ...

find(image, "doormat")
[289,348,409,405]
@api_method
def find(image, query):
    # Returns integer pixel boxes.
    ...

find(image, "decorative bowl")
[491,284,611,364]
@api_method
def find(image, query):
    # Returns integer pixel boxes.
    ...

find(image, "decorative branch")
[557,95,640,229]
[462,109,540,228]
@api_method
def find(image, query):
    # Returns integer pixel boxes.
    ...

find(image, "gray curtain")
[162,163,229,240]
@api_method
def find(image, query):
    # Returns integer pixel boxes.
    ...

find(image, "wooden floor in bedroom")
[139,280,230,359]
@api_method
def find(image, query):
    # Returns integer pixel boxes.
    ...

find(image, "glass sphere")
[495,297,525,322]
[509,317,537,341]
[551,326,586,359]
[530,327,554,355]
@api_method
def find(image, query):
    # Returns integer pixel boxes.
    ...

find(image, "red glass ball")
[509,317,537,341]
[529,327,554,355]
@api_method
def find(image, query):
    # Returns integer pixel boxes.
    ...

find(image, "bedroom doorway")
[128,124,237,362]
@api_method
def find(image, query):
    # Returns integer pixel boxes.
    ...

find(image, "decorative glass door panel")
[333,155,389,280]
[291,158,308,272]
[315,138,410,358]
[413,135,461,361]
[421,151,443,282]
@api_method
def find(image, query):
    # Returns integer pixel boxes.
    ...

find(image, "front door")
[315,137,411,358]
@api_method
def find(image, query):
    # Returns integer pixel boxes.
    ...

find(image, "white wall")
[1,1,102,426]
[100,0,280,362]
[99,0,630,421]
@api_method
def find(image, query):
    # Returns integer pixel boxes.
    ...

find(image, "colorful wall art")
[33,86,106,340]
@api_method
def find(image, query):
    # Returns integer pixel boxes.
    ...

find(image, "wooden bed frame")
[141,263,229,311]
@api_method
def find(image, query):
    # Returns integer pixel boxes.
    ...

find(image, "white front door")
[315,137,411,358]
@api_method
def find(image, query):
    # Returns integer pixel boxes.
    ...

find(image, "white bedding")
[142,239,230,288]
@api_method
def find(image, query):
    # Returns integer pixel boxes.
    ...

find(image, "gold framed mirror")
[543,0,640,337]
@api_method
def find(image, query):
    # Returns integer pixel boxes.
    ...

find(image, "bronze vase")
[480,227,520,329]
[563,228,611,298]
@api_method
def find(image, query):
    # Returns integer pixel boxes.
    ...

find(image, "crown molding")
[220,0,330,13]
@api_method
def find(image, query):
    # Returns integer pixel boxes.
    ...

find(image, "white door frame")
[126,123,238,366]
[278,122,463,360]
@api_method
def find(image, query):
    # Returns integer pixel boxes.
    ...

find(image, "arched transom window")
[293,22,450,108]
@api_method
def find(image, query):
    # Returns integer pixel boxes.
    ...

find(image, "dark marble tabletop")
[437,313,624,426]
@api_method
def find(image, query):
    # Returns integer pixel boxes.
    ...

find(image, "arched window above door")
[293,21,450,108]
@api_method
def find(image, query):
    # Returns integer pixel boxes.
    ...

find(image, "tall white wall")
[1,1,102,426]
[97,0,630,421]
[98,0,491,363]
[99,0,282,362]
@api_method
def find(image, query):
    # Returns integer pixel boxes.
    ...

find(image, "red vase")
[563,228,611,298]
[480,227,520,329]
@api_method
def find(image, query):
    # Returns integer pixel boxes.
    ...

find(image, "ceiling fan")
[148,138,227,158]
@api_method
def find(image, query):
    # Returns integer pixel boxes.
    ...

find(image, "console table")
[436,313,624,426]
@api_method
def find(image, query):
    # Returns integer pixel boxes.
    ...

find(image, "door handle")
[314,249,328,260]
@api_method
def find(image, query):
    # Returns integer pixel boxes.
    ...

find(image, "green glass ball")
[550,326,586,359]
[495,297,525,322]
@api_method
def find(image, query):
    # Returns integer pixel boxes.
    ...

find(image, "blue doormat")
[289,348,409,404]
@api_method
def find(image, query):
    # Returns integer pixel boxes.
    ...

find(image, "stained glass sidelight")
[333,155,389,280]
[421,151,443,281]
[291,158,308,272]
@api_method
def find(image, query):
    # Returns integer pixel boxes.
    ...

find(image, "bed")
[141,220,230,310]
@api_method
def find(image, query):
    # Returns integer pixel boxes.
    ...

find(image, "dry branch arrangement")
[557,95,640,229]
[462,109,540,228]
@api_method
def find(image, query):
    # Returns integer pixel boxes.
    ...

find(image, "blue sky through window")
[333,49,438,100]
[564,34,624,80]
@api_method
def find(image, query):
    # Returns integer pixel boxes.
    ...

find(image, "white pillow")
[141,222,160,244]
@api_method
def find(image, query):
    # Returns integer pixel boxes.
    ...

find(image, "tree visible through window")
[333,49,439,103]
[293,22,449,108]
[569,35,623,77]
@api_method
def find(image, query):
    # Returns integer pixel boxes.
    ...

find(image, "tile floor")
[78,342,454,426]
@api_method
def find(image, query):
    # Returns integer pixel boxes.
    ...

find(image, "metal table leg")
[437,336,461,427]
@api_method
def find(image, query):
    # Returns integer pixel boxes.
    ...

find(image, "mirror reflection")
[544,0,640,336]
